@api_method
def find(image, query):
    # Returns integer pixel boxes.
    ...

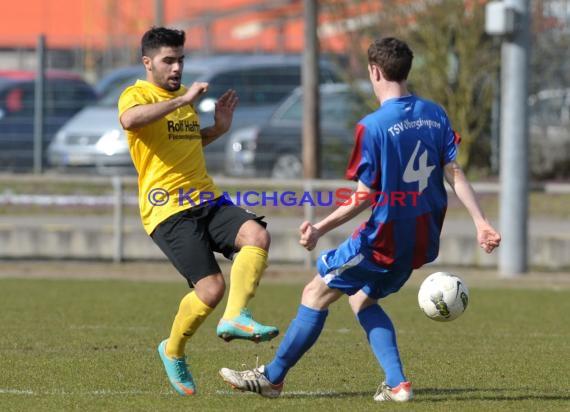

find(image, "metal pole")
[154,0,164,27]
[499,0,530,276]
[112,176,124,263]
[303,179,316,268]
[33,34,46,174]
[302,0,320,179]
[490,62,501,175]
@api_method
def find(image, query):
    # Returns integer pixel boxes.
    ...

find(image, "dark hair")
[141,27,186,57]
[367,37,413,82]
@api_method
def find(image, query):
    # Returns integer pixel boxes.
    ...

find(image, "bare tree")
[322,0,499,172]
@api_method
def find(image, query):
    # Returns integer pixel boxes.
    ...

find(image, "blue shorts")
[316,238,412,300]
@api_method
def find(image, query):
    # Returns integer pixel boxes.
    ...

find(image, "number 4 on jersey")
[403,140,435,193]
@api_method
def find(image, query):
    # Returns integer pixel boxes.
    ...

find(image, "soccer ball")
[418,272,469,322]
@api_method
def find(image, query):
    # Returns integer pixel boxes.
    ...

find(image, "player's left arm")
[201,89,238,147]
[299,180,373,251]
[444,160,501,253]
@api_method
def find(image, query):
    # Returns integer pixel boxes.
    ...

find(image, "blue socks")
[263,303,404,388]
[265,305,328,384]
[356,304,405,388]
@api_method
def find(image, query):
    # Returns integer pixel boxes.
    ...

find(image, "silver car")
[47,82,134,173]
[47,55,343,175]
[47,64,202,174]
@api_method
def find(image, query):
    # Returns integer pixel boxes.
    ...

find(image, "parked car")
[226,82,371,179]
[528,88,570,178]
[47,54,344,175]
[47,79,137,173]
[94,65,144,97]
[0,70,98,171]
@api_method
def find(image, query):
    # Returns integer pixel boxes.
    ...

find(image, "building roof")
[0,69,85,81]
[0,0,381,53]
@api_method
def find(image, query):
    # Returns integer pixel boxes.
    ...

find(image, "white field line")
[1,388,343,397]
[216,389,344,397]
[0,388,167,396]
[0,389,34,395]
[67,324,151,331]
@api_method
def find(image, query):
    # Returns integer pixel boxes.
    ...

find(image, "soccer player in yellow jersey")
[118,27,278,396]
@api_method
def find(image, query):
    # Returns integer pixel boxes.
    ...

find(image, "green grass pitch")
[0,276,569,411]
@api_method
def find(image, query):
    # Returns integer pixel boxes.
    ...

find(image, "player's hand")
[212,89,238,135]
[184,81,209,104]
[299,220,320,251]
[477,223,501,253]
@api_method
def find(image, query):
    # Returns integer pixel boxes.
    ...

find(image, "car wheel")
[271,154,302,179]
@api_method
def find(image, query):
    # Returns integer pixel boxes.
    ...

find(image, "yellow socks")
[164,245,268,356]
[222,245,268,319]
[166,291,213,358]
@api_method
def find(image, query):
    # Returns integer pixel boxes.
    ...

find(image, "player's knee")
[203,286,225,307]
[253,227,271,250]
[301,276,334,310]
[195,275,226,307]
[239,221,271,250]
[301,281,318,303]
[348,291,376,314]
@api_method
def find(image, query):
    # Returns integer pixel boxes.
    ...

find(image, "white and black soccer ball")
[418,272,469,322]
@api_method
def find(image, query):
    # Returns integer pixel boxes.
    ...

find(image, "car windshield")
[95,69,207,108]
[273,87,367,127]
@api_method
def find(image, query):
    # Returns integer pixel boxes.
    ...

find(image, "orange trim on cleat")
[216,309,279,343]
[374,381,413,402]
[175,381,195,395]
[157,339,197,396]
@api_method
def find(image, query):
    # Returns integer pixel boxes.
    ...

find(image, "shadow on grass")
[411,388,570,402]
[280,391,371,398]
[277,387,570,402]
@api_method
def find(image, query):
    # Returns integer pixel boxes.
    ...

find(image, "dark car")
[0,70,98,171]
[226,82,372,179]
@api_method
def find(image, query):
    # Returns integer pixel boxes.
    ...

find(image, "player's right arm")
[299,180,372,251]
[444,160,501,253]
[120,82,208,130]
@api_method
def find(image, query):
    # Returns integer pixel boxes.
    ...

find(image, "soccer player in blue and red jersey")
[219,37,501,402]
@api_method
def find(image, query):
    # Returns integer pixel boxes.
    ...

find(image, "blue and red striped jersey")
[345,95,460,271]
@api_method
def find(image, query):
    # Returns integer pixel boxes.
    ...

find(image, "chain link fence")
[0,0,569,177]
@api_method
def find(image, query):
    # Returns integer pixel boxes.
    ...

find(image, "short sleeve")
[442,112,460,165]
[345,122,380,188]
[118,85,150,118]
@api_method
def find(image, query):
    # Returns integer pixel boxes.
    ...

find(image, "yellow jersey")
[118,79,222,235]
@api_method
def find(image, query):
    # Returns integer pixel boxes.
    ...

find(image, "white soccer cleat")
[219,365,283,398]
[373,381,413,402]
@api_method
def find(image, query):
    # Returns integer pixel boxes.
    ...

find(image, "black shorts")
[151,202,266,287]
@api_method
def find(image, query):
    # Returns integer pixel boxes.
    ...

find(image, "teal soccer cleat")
[157,339,196,395]
[216,309,279,343]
